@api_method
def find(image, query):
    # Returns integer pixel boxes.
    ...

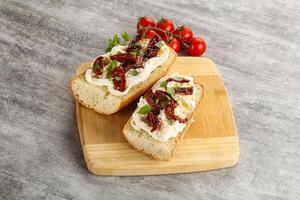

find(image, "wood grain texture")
[75,57,239,175]
[1,0,299,199]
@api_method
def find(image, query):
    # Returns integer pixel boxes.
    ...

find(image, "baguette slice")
[123,83,203,161]
[70,49,177,115]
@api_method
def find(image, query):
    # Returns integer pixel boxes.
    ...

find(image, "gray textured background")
[0,0,300,199]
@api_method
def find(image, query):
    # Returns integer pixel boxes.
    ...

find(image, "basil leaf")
[167,87,177,100]
[111,60,117,69]
[155,41,164,48]
[167,119,173,125]
[138,105,152,114]
[130,51,138,57]
[105,34,121,53]
[174,77,184,81]
[121,31,130,42]
[106,61,118,79]
[93,63,100,70]
[113,34,120,44]
[105,41,113,53]
[129,69,139,76]
[160,81,167,89]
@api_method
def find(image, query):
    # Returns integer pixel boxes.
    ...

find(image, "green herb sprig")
[105,31,131,53]
[160,81,167,90]
[121,31,130,42]
[105,60,118,79]
[92,63,100,70]
[167,87,177,100]
[129,69,139,76]
[174,77,184,81]
[167,119,173,125]
[138,105,152,114]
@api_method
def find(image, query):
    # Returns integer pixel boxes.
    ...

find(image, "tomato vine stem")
[139,27,190,48]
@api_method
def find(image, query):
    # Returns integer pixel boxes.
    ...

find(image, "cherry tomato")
[156,18,174,36]
[137,16,155,31]
[173,26,193,43]
[164,36,181,53]
[187,37,206,56]
[141,29,157,39]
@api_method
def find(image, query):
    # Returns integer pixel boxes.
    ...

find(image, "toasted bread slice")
[123,83,203,161]
[70,49,177,115]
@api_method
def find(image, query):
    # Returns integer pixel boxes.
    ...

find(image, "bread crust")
[123,84,203,161]
[70,48,177,115]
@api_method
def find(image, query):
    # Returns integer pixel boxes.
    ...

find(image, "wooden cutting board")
[74,57,239,176]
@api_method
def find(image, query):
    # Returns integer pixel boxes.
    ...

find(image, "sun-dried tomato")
[144,89,170,106]
[145,35,161,59]
[154,90,170,108]
[112,66,126,92]
[154,90,168,99]
[174,87,193,95]
[111,45,144,72]
[126,38,141,54]
[135,55,144,68]
[92,56,105,76]
[166,78,190,83]
[152,104,162,114]
[110,53,137,63]
[148,34,161,48]
[122,55,144,72]
[165,100,178,121]
[144,89,156,106]
[143,85,190,131]
[127,38,138,48]
[121,62,133,72]
[146,111,162,132]
[145,47,158,59]
[165,100,188,123]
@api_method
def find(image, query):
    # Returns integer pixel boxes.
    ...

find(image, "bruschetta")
[70,35,177,115]
[123,73,203,160]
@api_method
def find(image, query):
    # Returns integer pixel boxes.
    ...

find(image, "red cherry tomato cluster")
[137,16,206,56]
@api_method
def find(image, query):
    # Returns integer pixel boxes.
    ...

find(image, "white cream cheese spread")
[131,73,197,142]
[85,39,170,96]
